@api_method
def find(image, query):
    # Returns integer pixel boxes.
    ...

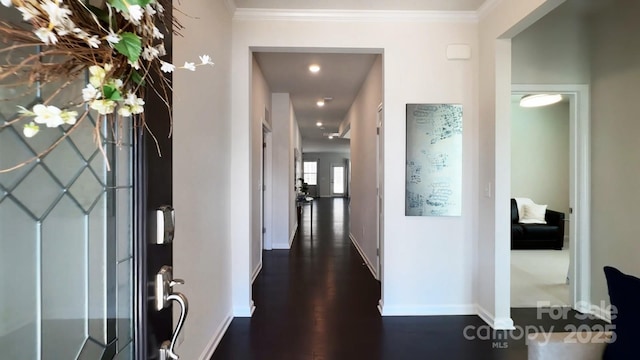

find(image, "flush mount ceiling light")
[328,135,334,140]
[316,97,332,107]
[316,121,323,127]
[520,94,563,107]
[309,64,320,73]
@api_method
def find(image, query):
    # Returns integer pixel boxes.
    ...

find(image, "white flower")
[61,110,78,125]
[128,59,140,70]
[124,92,145,114]
[105,31,120,44]
[118,106,132,117]
[160,61,175,73]
[41,0,72,28]
[23,122,40,138]
[89,65,107,87]
[86,35,100,48]
[2,0,12,8]
[35,28,57,44]
[127,4,144,22]
[199,55,214,65]
[82,84,100,102]
[183,62,196,71]
[145,4,157,16]
[152,26,164,39]
[90,99,116,115]
[32,104,64,127]
[17,6,35,21]
[155,43,166,57]
[142,46,160,61]
[113,79,123,89]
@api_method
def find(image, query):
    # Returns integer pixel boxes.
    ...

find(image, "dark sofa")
[511,199,565,250]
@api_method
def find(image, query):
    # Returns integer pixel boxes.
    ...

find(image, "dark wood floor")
[211,198,603,360]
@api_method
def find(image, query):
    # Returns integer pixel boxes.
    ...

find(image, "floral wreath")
[0,0,213,172]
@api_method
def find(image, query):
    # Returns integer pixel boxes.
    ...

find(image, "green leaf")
[87,5,110,23]
[107,0,128,13]
[108,0,153,12]
[131,71,146,86]
[133,0,154,6]
[102,84,122,101]
[113,32,142,63]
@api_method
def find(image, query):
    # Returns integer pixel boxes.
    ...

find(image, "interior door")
[331,164,345,196]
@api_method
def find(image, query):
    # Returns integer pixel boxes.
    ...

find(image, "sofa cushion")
[511,199,519,223]
[521,224,559,239]
[603,266,640,360]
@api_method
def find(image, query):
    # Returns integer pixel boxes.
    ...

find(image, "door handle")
[159,292,189,360]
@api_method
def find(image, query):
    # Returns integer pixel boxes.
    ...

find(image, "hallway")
[211,198,603,360]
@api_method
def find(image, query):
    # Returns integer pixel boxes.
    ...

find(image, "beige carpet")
[511,247,570,307]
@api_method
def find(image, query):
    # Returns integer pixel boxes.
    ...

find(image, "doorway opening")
[250,49,384,315]
[508,85,591,312]
[331,164,345,196]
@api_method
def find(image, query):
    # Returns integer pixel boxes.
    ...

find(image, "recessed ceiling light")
[520,94,563,107]
[317,100,325,107]
[309,64,320,73]
[316,122,322,127]
[328,135,334,140]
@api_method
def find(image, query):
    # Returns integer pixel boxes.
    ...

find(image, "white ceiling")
[254,52,378,153]
[247,1,488,153]
[235,0,487,11]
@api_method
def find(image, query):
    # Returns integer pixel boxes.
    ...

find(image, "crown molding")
[476,0,502,19]
[233,8,479,23]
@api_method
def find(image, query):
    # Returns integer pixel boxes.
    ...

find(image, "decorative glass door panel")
[0,42,134,360]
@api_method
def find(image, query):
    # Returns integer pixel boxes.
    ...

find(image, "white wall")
[271,93,300,249]
[173,0,233,358]
[232,12,480,317]
[511,100,570,215]
[511,1,590,85]
[588,0,640,312]
[302,152,351,198]
[478,0,564,328]
[251,57,271,276]
[342,55,382,277]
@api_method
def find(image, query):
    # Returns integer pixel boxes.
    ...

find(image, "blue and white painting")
[405,104,463,216]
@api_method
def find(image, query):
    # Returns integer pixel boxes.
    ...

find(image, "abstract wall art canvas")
[405,104,463,216]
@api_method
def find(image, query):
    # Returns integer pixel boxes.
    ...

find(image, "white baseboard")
[587,303,613,323]
[198,314,233,360]
[251,261,262,284]
[289,223,298,246]
[349,233,377,279]
[476,304,515,330]
[380,303,476,316]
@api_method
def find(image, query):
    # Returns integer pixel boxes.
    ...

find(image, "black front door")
[133,3,183,357]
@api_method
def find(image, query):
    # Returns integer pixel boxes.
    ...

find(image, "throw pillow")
[603,266,640,360]
[519,203,547,224]
[514,197,534,222]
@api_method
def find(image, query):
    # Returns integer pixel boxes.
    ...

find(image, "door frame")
[510,84,591,312]
[262,118,273,251]
[376,103,384,281]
